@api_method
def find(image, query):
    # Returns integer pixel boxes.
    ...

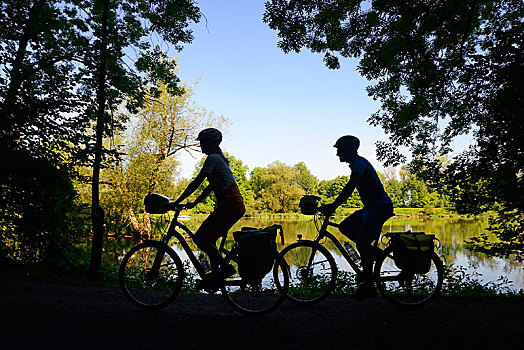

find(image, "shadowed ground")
[1,278,522,349]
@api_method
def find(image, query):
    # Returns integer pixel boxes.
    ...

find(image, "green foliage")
[251,161,305,213]
[318,176,362,209]
[442,263,522,297]
[264,0,524,256]
[0,148,86,266]
[94,79,227,234]
[293,161,319,194]
[466,209,524,261]
[0,0,91,161]
[383,178,404,208]
[315,165,446,213]
[0,0,202,271]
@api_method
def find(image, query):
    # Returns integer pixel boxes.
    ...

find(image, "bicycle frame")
[308,215,363,275]
[153,208,229,279]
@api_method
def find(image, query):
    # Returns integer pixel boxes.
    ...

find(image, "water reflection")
[106,215,524,290]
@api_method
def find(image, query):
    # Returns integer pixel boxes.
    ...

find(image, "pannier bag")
[233,224,283,284]
[299,194,321,215]
[144,193,172,214]
[391,231,435,274]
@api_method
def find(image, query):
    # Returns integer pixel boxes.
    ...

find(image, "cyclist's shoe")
[196,275,219,293]
[350,284,378,301]
[216,263,236,279]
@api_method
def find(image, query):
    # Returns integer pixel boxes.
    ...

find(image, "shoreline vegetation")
[2,206,521,300]
[187,208,496,220]
[2,258,522,299]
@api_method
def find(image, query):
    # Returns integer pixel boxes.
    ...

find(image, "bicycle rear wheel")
[280,240,337,305]
[221,252,289,315]
[374,246,443,308]
[119,241,184,309]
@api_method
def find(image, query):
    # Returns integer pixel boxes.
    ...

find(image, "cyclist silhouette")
[319,135,394,300]
[173,128,245,278]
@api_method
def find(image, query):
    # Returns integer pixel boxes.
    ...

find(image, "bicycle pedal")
[218,264,236,279]
[196,277,219,291]
[195,279,205,290]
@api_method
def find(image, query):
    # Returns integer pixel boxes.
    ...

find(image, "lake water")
[108,215,524,292]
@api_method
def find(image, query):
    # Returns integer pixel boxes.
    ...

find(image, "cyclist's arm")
[174,171,207,205]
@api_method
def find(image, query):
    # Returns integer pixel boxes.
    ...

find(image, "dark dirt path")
[1,278,523,349]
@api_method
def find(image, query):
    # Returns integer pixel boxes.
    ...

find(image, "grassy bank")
[153,208,494,223]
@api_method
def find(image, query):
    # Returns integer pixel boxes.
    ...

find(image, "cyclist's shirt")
[198,153,245,241]
[349,155,392,208]
[201,154,236,189]
[201,153,243,206]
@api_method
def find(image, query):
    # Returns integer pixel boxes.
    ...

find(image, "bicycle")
[119,194,289,315]
[280,195,444,308]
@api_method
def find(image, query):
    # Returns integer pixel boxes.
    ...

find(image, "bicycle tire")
[280,240,337,305]
[374,245,443,308]
[119,241,184,309]
[221,252,289,315]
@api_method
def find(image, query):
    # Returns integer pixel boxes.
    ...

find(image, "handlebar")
[167,202,190,212]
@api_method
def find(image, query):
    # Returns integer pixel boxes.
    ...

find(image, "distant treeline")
[188,158,449,215]
[86,153,450,236]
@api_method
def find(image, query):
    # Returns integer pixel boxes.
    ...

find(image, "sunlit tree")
[252,161,305,213]
[293,162,319,195]
[101,76,228,235]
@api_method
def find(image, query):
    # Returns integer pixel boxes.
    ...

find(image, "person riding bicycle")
[319,135,394,300]
[173,128,245,278]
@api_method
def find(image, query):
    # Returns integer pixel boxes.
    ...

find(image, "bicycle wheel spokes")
[221,253,289,315]
[281,240,337,305]
[375,247,443,308]
[120,241,183,309]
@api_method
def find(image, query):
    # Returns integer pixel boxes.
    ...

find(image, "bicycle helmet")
[334,135,360,151]
[196,128,222,145]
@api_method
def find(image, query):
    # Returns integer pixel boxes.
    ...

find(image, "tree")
[0,147,80,266]
[252,161,305,213]
[293,162,319,195]
[264,0,523,257]
[0,1,92,265]
[0,1,203,269]
[0,0,89,157]
[130,79,227,194]
[101,76,228,234]
[318,176,362,209]
[81,0,201,272]
[383,177,404,208]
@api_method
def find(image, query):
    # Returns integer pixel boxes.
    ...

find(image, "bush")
[0,148,86,266]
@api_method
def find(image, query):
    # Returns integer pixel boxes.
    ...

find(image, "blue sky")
[169,0,393,180]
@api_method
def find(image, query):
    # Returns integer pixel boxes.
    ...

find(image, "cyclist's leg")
[194,204,245,270]
[338,209,363,243]
[194,211,226,269]
[356,205,394,289]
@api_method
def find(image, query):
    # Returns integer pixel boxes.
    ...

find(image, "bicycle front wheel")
[221,252,289,315]
[374,246,443,308]
[119,241,184,309]
[280,240,337,305]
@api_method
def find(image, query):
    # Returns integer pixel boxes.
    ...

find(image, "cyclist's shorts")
[195,184,246,242]
[338,204,394,245]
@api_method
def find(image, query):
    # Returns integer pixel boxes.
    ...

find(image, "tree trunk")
[0,0,45,134]
[89,0,110,274]
[143,212,152,236]
[127,207,142,235]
